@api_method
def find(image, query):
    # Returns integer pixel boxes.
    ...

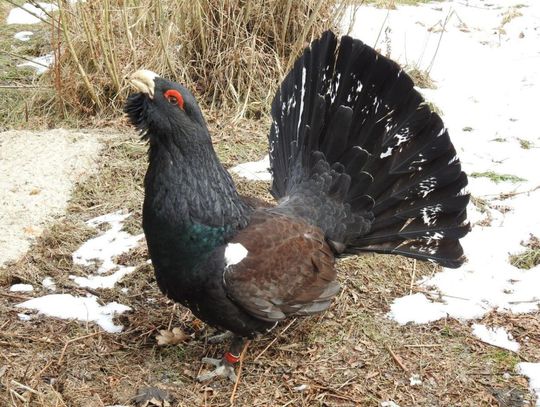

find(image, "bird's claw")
[197,357,237,382]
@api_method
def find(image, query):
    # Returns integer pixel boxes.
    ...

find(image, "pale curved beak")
[129,69,158,99]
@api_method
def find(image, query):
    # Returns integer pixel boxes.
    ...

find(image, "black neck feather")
[142,125,250,271]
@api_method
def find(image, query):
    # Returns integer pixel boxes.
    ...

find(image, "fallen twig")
[11,380,40,396]
[0,291,33,301]
[385,345,409,373]
[57,332,100,365]
[254,318,296,361]
[409,259,417,295]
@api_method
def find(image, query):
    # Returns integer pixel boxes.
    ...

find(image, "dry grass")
[33,0,354,121]
[509,235,540,270]
[1,114,539,406]
[1,2,538,405]
[0,0,48,129]
[364,0,442,9]
[406,66,436,89]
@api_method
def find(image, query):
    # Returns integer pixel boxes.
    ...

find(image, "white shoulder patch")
[224,243,248,267]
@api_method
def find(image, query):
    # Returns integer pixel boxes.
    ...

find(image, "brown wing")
[223,210,339,322]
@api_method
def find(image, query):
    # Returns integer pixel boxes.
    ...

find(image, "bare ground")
[0,129,103,267]
[0,117,539,406]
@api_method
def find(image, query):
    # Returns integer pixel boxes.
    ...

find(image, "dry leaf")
[156,327,190,346]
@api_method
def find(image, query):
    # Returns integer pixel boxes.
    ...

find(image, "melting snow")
[15,212,140,332]
[409,374,422,386]
[13,31,33,41]
[229,155,272,181]
[345,0,540,323]
[472,324,520,352]
[70,211,144,289]
[17,313,33,321]
[10,283,34,292]
[517,363,540,407]
[388,293,447,324]
[16,294,131,333]
[18,53,54,75]
[6,3,58,25]
[70,266,136,290]
[345,1,540,399]
[42,276,56,290]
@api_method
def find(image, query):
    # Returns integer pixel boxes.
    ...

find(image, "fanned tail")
[269,31,470,268]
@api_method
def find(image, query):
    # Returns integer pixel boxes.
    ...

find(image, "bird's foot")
[196,355,238,382]
[207,330,234,344]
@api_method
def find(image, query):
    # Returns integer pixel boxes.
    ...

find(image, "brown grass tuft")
[42,0,354,120]
[509,235,540,270]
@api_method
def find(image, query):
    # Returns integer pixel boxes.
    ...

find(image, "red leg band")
[224,352,240,364]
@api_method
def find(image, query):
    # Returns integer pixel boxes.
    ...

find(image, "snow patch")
[10,283,34,292]
[224,243,248,267]
[229,155,272,181]
[517,363,540,407]
[472,324,520,352]
[16,294,131,333]
[351,0,540,327]
[7,3,57,25]
[17,313,33,321]
[42,277,56,291]
[70,266,136,290]
[18,53,54,75]
[409,374,422,386]
[70,211,144,289]
[13,31,33,41]
[388,293,447,325]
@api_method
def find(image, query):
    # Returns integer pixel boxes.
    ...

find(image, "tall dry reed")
[47,0,353,119]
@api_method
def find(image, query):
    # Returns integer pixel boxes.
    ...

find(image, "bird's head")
[125,69,207,142]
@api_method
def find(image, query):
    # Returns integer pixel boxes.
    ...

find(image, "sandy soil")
[0,129,102,266]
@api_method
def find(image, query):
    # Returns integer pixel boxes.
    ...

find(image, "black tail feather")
[269,31,470,268]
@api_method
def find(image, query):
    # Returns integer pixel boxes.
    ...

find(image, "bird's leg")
[197,335,245,382]
[207,330,234,344]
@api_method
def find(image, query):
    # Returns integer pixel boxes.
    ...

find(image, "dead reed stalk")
[45,0,353,119]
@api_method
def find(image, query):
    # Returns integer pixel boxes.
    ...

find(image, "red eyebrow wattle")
[164,89,184,109]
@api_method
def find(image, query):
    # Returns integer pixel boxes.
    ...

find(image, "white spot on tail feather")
[420,204,443,226]
[426,232,445,245]
[380,147,394,158]
[448,155,459,165]
[418,176,437,198]
[224,243,248,267]
[297,66,307,138]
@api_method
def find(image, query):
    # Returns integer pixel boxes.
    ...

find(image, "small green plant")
[486,349,520,370]
[440,325,457,338]
[470,171,526,184]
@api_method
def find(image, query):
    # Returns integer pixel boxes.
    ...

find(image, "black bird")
[125,31,470,381]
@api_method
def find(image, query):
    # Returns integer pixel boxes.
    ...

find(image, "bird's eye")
[163,89,184,110]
